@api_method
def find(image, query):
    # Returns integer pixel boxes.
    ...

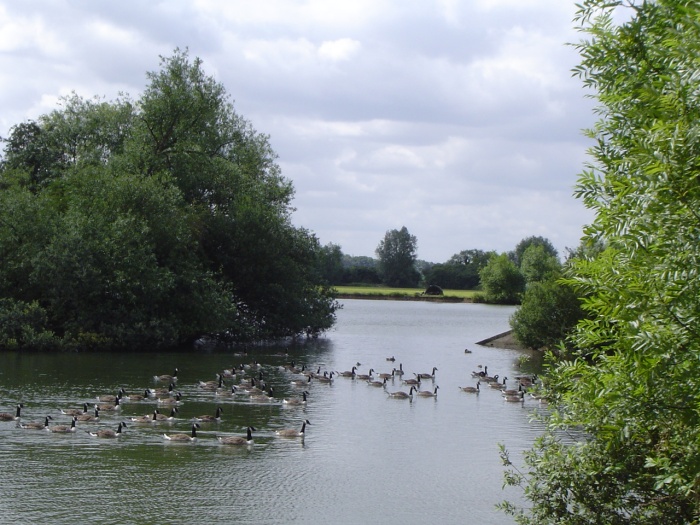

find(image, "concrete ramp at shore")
[476,330,522,350]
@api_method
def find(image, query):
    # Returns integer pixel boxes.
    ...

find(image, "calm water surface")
[0,299,545,524]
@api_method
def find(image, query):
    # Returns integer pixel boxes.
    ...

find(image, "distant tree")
[317,243,344,285]
[341,254,377,269]
[339,255,380,285]
[375,226,420,287]
[424,249,495,290]
[509,280,583,351]
[520,245,561,284]
[479,253,525,304]
[512,236,558,266]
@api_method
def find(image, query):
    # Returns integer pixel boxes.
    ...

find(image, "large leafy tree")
[423,249,494,290]
[501,1,700,523]
[0,49,338,350]
[375,226,420,287]
[479,253,525,304]
[512,235,558,267]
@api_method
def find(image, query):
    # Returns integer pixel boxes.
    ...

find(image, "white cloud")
[0,0,596,262]
[318,38,361,61]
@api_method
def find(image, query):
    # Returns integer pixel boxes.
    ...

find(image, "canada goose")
[367,377,388,388]
[471,366,488,378]
[88,422,126,438]
[528,391,549,405]
[194,407,223,423]
[503,390,525,402]
[157,392,183,405]
[76,407,100,422]
[243,360,261,370]
[284,361,301,374]
[402,376,421,386]
[501,384,522,396]
[386,356,396,362]
[417,386,439,397]
[125,389,153,401]
[464,348,472,354]
[96,388,125,403]
[216,385,238,397]
[60,403,89,417]
[48,416,78,433]
[308,366,323,379]
[490,376,509,389]
[276,419,310,438]
[393,363,405,377]
[154,368,179,382]
[19,415,52,430]
[163,423,200,442]
[377,370,394,380]
[518,375,538,387]
[0,403,23,421]
[198,374,224,390]
[282,391,309,406]
[290,375,312,387]
[387,386,416,399]
[151,383,176,396]
[153,408,179,422]
[480,373,499,384]
[97,396,122,412]
[337,366,357,378]
[417,367,438,380]
[315,371,334,383]
[217,426,256,446]
[240,374,266,393]
[130,411,159,424]
[249,387,275,403]
[459,383,480,394]
[355,369,375,381]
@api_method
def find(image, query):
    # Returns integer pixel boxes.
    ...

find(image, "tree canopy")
[0,49,338,351]
[375,226,420,287]
[501,1,700,522]
[479,253,525,304]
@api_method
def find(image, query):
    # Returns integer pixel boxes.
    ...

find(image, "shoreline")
[335,293,472,303]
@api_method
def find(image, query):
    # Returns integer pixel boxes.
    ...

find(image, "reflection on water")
[0,299,544,524]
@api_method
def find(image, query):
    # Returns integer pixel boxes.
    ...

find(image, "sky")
[0,1,598,263]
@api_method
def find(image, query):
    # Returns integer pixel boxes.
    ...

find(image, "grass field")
[333,285,479,301]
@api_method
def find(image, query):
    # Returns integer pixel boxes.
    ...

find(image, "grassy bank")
[333,285,479,302]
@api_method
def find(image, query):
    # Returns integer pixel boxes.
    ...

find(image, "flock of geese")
[0,350,543,446]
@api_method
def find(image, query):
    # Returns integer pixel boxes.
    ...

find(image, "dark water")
[0,299,544,524]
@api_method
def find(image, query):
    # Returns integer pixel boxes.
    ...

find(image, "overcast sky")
[0,1,597,262]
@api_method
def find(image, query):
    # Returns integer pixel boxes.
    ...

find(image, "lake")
[0,298,544,524]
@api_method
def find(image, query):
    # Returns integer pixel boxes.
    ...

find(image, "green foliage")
[317,243,345,285]
[512,235,558,266]
[375,226,420,287]
[479,253,525,304]
[0,49,338,351]
[510,280,584,351]
[501,1,700,522]
[520,244,561,284]
[423,249,494,290]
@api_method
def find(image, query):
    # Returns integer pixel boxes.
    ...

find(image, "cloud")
[0,0,596,262]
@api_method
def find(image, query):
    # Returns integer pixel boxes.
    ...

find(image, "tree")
[509,280,583,351]
[423,249,494,290]
[375,226,420,287]
[500,2,700,523]
[479,253,525,304]
[519,244,561,284]
[512,236,558,266]
[0,49,338,350]
[317,243,344,285]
